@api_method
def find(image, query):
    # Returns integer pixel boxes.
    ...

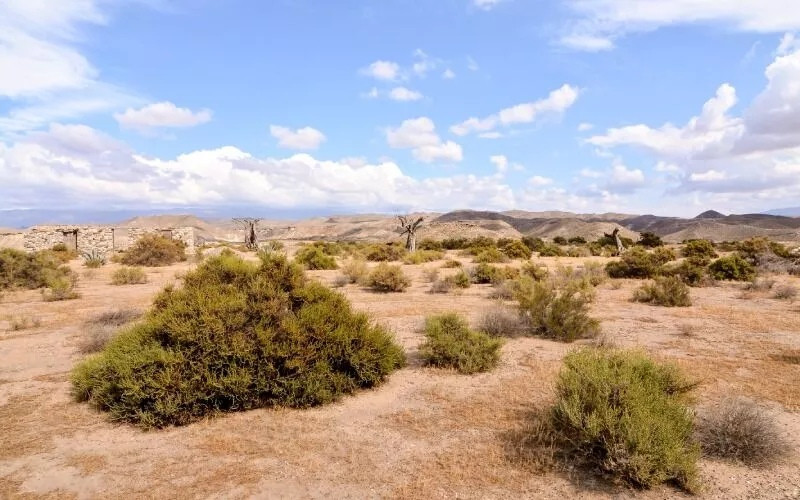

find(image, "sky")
[2,0,800,224]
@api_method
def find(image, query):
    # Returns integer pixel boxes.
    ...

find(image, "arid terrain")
[1,241,799,499]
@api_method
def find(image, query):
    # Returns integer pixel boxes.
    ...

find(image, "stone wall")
[23,226,196,256]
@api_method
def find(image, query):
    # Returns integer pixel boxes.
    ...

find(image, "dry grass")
[79,308,142,354]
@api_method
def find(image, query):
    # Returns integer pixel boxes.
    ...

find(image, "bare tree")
[232,218,262,250]
[603,227,626,256]
[398,215,424,252]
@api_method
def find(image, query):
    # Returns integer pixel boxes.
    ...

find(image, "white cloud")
[361,60,401,81]
[114,102,212,132]
[411,49,438,77]
[479,131,503,139]
[607,163,645,192]
[467,56,480,71]
[270,125,327,150]
[386,117,463,163]
[442,68,456,79]
[490,155,508,173]
[529,175,553,186]
[389,86,423,101]
[777,32,800,55]
[587,44,800,200]
[0,125,508,212]
[561,1,800,51]
[577,122,594,132]
[451,84,580,136]
[473,0,504,11]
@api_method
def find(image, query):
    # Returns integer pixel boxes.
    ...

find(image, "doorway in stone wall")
[160,229,173,239]
[62,230,78,252]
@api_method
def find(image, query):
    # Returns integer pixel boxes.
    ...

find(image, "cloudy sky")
[2,0,800,222]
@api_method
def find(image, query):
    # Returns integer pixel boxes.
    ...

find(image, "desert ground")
[1,243,799,499]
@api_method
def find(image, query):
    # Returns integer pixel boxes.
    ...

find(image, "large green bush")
[419,313,502,374]
[365,262,410,292]
[515,278,599,342]
[118,234,187,267]
[364,243,407,262]
[71,252,406,428]
[681,239,718,263]
[708,255,756,281]
[552,348,699,492]
[499,239,533,260]
[637,232,664,247]
[0,248,73,290]
[605,247,669,279]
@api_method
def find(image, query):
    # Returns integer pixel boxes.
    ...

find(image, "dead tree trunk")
[607,227,626,256]
[398,215,424,252]
[233,218,262,250]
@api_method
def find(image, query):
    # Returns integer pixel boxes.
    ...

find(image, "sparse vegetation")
[366,263,410,292]
[364,243,407,262]
[4,314,41,331]
[111,267,148,285]
[637,231,664,247]
[42,272,80,301]
[773,284,797,300]
[520,261,549,281]
[419,313,502,374]
[515,278,599,342]
[632,276,692,307]
[71,252,406,428]
[478,306,524,337]
[698,398,787,467]
[551,348,699,492]
[473,247,509,264]
[499,239,532,260]
[441,259,462,268]
[340,258,368,284]
[80,309,143,354]
[294,245,339,270]
[403,250,445,264]
[118,234,187,267]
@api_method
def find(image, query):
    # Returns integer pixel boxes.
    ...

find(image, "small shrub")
[773,285,797,300]
[470,263,500,284]
[403,250,444,264]
[80,309,142,354]
[637,232,664,247]
[0,248,72,290]
[520,261,549,281]
[521,236,546,253]
[48,243,79,263]
[538,243,566,257]
[119,234,187,267]
[419,313,502,374]
[605,247,665,279]
[42,273,79,301]
[450,270,472,288]
[340,258,368,284]
[429,278,453,294]
[488,280,517,300]
[364,243,406,262]
[5,315,41,331]
[663,259,713,287]
[744,277,775,291]
[473,247,509,264]
[499,239,533,260]
[82,249,106,268]
[478,306,524,337]
[422,267,440,283]
[366,263,410,292]
[632,276,692,307]
[71,252,406,428]
[566,246,591,258]
[552,236,567,245]
[551,348,699,492]
[568,236,587,245]
[261,240,285,253]
[698,398,787,467]
[515,278,599,342]
[417,239,443,251]
[682,239,718,263]
[294,245,338,270]
[441,259,463,268]
[771,349,800,365]
[441,237,470,250]
[111,267,148,285]
[708,255,756,281]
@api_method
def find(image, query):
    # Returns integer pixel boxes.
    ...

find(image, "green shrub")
[71,252,406,428]
[538,243,566,257]
[566,246,591,258]
[708,255,756,281]
[515,278,599,342]
[441,237,470,250]
[682,239,718,263]
[663,259,711,287]
[698,398,787,467]
[469,263,517,285]
[450,270,472,288]
[568,236,587,245]
[294,245,338,270]
[339,258,368,284]
[473,247,509,264]
[49,243,79,263]
[402,250,445,264]
[552,348,699,492]
[521,236,546,253]
[499,239,533,260]
[441,259,463,268]
[520,261,549,281]
[552,236,567,245]
[632,276,692,307]
[118,234,187,267]
[605,247,666,279]
[419,313,502,374]
[366,263,410,292]
[0,248,73,290]
[42,272,80,301]
[417,239,443,251]
[364,243,407,262]
[111,267,148,285]
[637,232,664,247]
[429,278,453,294]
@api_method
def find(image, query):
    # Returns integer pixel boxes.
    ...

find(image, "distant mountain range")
[763,207,800,217]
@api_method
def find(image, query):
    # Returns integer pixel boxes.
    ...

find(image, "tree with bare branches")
[398,215,424,252]
[603,227,626,256]
[232,218,262,250]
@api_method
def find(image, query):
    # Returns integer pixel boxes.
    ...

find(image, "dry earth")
[1,244,799,499]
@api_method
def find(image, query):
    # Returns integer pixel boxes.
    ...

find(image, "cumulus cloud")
[473,0,504,11]
[388,87,423,101]
[560,1,800,51]
[577,122,594,132]
[0,125,511,212]
[386,117,463,163]
[587,43,800,201]
[451,84,580,136]
[442,68,456,79]
[361,60,401,81]
[114,102,212,133]
[270,125,327,150]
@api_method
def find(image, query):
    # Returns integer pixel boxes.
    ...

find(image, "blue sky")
[2,0,800,222]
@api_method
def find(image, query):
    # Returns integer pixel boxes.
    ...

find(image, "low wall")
[23,226,196,256]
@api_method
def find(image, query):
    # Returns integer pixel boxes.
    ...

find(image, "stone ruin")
[23,225,197,257]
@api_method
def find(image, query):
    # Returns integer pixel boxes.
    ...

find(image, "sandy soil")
[1,248,799,499]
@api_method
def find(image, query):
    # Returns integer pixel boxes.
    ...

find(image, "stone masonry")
[23,226,196,257]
